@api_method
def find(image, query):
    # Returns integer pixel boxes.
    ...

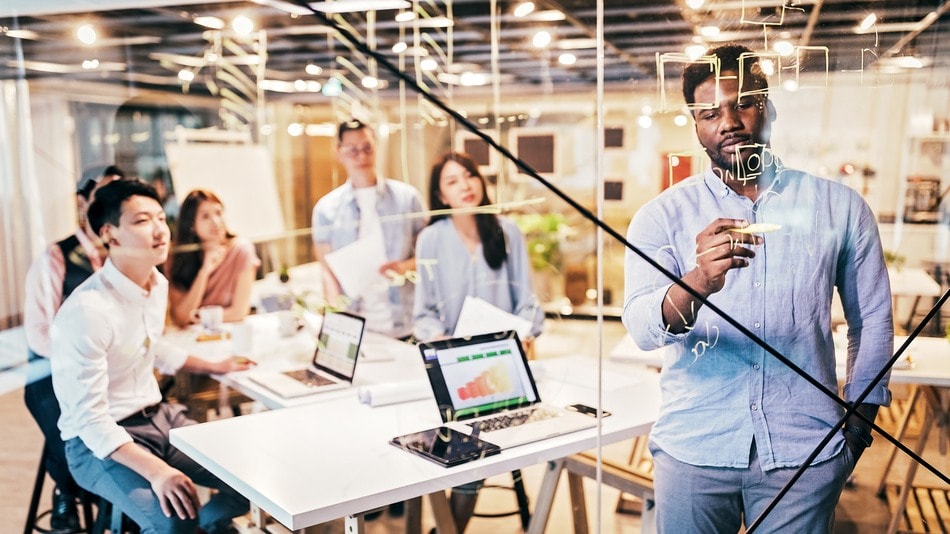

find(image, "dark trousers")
[24,367,80,496]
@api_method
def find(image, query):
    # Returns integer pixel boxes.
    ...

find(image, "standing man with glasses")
[312,119,425,344]
[622,44,893,532]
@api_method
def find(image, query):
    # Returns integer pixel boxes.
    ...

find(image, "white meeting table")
[170,355,661,532]
[160,311,425,410]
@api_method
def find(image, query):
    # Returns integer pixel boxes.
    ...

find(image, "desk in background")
[170,356,660,532]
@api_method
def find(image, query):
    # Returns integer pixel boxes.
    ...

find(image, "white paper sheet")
[357,380,430,407]
[453,295,534,340]
[322,233,389,297]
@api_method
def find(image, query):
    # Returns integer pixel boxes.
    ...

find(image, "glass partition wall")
[2,0,949,531]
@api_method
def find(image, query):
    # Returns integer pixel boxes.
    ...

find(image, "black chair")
[472,469,532,530]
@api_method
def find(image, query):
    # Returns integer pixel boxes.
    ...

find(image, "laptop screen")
[420,331,541,422]
[313,310,365,381]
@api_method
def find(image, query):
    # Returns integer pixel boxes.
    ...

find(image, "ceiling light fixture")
[194,16,225,30]
[395,11,416,22]
[532,30,552,48]
[392,42,408,53]
[232,16,254,35]
[76,24,96,45]
[773,40,794,57]
[178,69,195,81]
[308,0,410,14]
[638,115,653,128]
[306,63,323,75]
[558,53,576,65]
[685,43,707,60]
[362,76,379,89]
[686,0,705,9]
[420,58,438,71]
[673,114,688,126]
[699,25,720,38]
[415,16,453,28]
[894,56,924,69]
[858,13,877,31]
[759,58,775,76]
[4,29,39,39]
[81,59,99,70]
[514,2,535,17]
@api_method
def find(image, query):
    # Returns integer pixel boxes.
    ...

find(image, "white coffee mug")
[198,305,224,333]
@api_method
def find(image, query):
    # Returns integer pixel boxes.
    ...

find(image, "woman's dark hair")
[168,189,235,290]
[87,179,159,238]
[682,43,769,106]
[428,152,507,270]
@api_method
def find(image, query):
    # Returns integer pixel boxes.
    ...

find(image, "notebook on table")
[247,310,365,398]
[418,331,596,449]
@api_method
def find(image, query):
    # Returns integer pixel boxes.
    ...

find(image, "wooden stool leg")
[567,471,589,534]
[886,390,936,534]
[876,385,921,497]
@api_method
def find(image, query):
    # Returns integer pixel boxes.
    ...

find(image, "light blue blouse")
[623,163,893,471]
[412,216,544,341]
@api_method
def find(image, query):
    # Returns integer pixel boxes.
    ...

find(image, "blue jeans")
[650,439,854,533]
[65,403,248,534]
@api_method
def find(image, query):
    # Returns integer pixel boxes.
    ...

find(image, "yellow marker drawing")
[729,223,781,234]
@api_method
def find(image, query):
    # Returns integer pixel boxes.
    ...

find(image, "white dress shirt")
[51,259,188,459]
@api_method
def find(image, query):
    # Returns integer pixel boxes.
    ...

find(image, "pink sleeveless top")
[201,237,261,308]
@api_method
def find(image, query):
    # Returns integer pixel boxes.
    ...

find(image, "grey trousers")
[650,439,855,533]
[65,403,248,534]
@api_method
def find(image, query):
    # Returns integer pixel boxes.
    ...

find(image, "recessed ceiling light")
[685,43,707,60]
[362,76,379,89]
[638,115,653,128]
[392,42,408,53]
[4,29,39,39]
[232,16,254,35]
[178,69,195,81]
[558,53,576,65]
[308,0,410,14]
[306,63,323,75]
[773,40,794,56]
[686,0,704,9]
[395,11,415,22]
[415,16,453,28]
[420,58,438,71]
[194,16,225,30]
[759,58,775,76]
[514,2,535,17]
[699,25,720,37]
[77,24,96,45]
[673,114,688,126]
[858,13,877,31]
[532,30,552,48]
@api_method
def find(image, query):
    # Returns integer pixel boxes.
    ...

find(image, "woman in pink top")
[167,189,260,327]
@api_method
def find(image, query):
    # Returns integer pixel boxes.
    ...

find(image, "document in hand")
[453,295,534,340]
[323,232,389,297]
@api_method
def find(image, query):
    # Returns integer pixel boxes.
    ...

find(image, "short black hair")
[682,43,769,106]
[87,179,160,238]
[76,165,125,199]
[336,119,373,142]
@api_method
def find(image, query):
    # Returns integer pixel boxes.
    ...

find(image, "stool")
[25,441,137,534]
[24,443,95,534]
[472,469,531,530]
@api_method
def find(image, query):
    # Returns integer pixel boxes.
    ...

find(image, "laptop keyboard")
[284,369,334,387]
[472,407,560,432]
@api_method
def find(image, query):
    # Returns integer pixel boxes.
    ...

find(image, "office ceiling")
[1,0,948,101]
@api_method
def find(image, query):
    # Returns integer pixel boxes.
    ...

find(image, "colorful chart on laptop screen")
[437,339,533,414]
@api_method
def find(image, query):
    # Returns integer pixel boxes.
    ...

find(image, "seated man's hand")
[215,356,257,373]
[151,465,200,520]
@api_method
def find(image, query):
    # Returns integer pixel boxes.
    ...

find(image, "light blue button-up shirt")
[412,217,545,341]
[312,178,425,337]
[623,164,893,470]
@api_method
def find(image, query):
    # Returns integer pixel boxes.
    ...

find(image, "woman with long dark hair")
[167,189,260,327]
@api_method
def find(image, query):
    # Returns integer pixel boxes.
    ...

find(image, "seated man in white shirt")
[50,179,254,533]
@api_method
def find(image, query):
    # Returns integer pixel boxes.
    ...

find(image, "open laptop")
[418,331,596,449]
[248,310,365,398]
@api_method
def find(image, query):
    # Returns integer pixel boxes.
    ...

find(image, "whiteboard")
[165,143,285,243]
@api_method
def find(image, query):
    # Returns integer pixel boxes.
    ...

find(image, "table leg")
[343,514,365,534]
[939,389,948,456]
[886,387,937,534]
[427,490,458,534]
[405,496,423,534]
[876,385,921,497]
[526,459,566,534]
[567,470,589,534]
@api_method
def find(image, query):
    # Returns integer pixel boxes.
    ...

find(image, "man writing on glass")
[622,44,893,532]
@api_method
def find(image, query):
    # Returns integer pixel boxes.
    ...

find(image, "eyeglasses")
[339,143,375,157]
